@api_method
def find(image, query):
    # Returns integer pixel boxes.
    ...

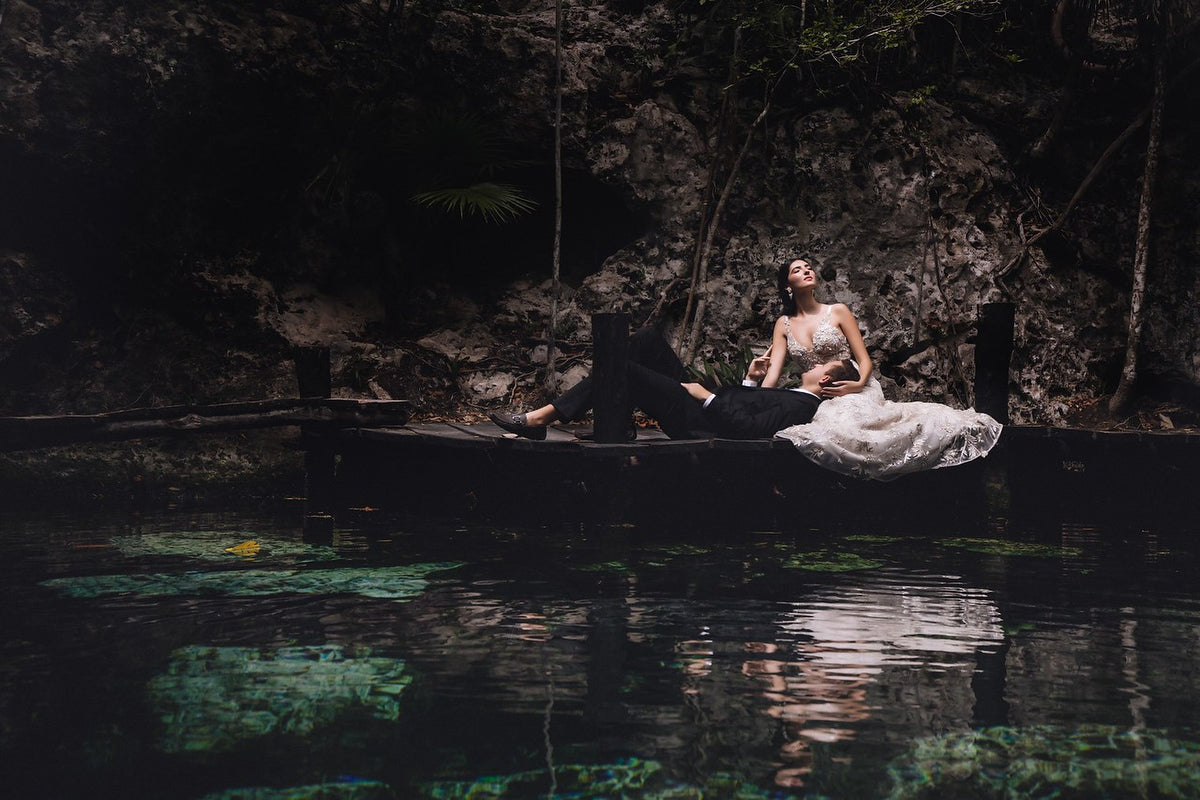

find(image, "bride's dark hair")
[776,256,816,316]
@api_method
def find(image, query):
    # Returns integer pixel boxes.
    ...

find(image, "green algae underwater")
[5,507,1200,798]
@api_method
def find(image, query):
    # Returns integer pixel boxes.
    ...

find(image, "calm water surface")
[3,505,1200,799]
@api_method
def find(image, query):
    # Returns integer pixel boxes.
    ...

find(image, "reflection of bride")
[741,571,1006,788]
[754,257,1002,480]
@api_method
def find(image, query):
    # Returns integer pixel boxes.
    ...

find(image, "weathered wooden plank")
[0,398,411,451]
[713,437,790,452]
[341,420,1200,465]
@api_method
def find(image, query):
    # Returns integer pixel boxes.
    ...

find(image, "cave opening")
[393,165,647,299]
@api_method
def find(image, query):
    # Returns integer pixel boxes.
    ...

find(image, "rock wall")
[1,0,1197,440]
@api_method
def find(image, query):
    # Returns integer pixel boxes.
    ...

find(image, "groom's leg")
[626,362,710,438]
[550,327,691,427]
[628,326,689,382]
[550,376,594,422]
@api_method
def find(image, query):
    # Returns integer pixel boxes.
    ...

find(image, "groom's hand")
[745,354,771,383]
[682,382,714,402]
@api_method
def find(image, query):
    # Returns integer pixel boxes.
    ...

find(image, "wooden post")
[591,313,630,444]
[294,346,332,398]
[292,346,336,541]
[974,302,1014,424]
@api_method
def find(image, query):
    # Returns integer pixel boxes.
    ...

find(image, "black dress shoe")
[488,411,547,440]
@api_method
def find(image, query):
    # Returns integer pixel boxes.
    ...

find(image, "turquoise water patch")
[111,530,338,562]
[886,725,1200,799]
[148,645,411,753]
[421,758,793,799]
[198,780,394,799]
[41,562,463,599]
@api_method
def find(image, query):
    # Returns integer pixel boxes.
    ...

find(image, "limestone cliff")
[2,0,1197,454]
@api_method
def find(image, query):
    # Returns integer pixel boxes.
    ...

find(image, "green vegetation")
[199,782,394,800]
[887,725,1200,799]
[402,112,537,224]
[421,757,796,798]
[782,548,885,571]
[939,537,1084,558]
[148,645,411,753]
[41,562,463,599]
[110,530,338,563]
[687,344,758,388]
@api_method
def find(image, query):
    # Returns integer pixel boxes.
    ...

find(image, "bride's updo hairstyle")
[776,256,816,316]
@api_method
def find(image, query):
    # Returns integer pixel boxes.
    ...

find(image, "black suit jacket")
[700,386,820,439]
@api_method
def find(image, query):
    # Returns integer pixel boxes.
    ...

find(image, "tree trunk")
[676,27,740,354]
[682,100,769,365]
[545,0,564,394]
[1108,15,1168,416]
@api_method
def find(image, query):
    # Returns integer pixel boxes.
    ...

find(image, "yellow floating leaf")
[224,540,261,556]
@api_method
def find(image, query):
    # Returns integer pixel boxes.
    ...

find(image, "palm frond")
[410,182,537,224]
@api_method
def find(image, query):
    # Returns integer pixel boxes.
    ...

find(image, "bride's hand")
[821,380,863,399]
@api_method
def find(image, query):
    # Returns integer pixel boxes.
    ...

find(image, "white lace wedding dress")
[773,309,1003,481]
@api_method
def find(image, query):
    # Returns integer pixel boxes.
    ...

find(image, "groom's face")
[804,363,834,391]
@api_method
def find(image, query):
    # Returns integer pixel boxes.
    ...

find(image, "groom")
[489,326,858,440]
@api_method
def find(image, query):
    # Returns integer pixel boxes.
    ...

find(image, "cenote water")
[3,504,1200,799]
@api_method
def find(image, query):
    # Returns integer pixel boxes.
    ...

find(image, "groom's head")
[825,359,858,384]
[801,359,859,393]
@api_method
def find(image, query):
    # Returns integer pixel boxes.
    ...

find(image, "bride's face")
[788,260,817,292]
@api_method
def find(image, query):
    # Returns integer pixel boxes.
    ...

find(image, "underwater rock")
[781,549,885,572]
[886,725,1200,799]
[421,757,795,799]
[938,538,1084,558]
[41,562,462,599]
[198,780,395,799]
[110,529,338,562]
[147,644,412,753]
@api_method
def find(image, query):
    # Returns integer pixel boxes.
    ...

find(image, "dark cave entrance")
[397,166,648,298]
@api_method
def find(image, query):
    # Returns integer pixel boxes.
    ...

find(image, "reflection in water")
[680,572,1005,789]
[5,509,1200,799]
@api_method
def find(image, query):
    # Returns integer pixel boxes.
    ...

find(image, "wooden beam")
[0,398,410,451]
[974,302,1014,424]
[591,312,630,444]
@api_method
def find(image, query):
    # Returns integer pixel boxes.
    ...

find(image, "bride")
[752,257,1002,481]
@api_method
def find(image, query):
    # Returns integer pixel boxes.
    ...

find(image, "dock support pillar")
[592,313,630,444]
[974,302,1014,424]
[293,346,336,541]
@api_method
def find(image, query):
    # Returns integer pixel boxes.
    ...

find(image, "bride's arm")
[759,317,790,388]
[824,304,872,397]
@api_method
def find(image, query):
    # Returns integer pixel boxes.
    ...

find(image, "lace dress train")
[774,377,1003,481]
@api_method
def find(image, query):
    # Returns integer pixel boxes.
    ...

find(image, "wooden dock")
[0,398,1194,530]
[330,420,1200,530]
[3,320,1195,529]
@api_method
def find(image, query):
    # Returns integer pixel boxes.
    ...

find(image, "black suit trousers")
[551,327,711,438]
[549,327,823,440]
